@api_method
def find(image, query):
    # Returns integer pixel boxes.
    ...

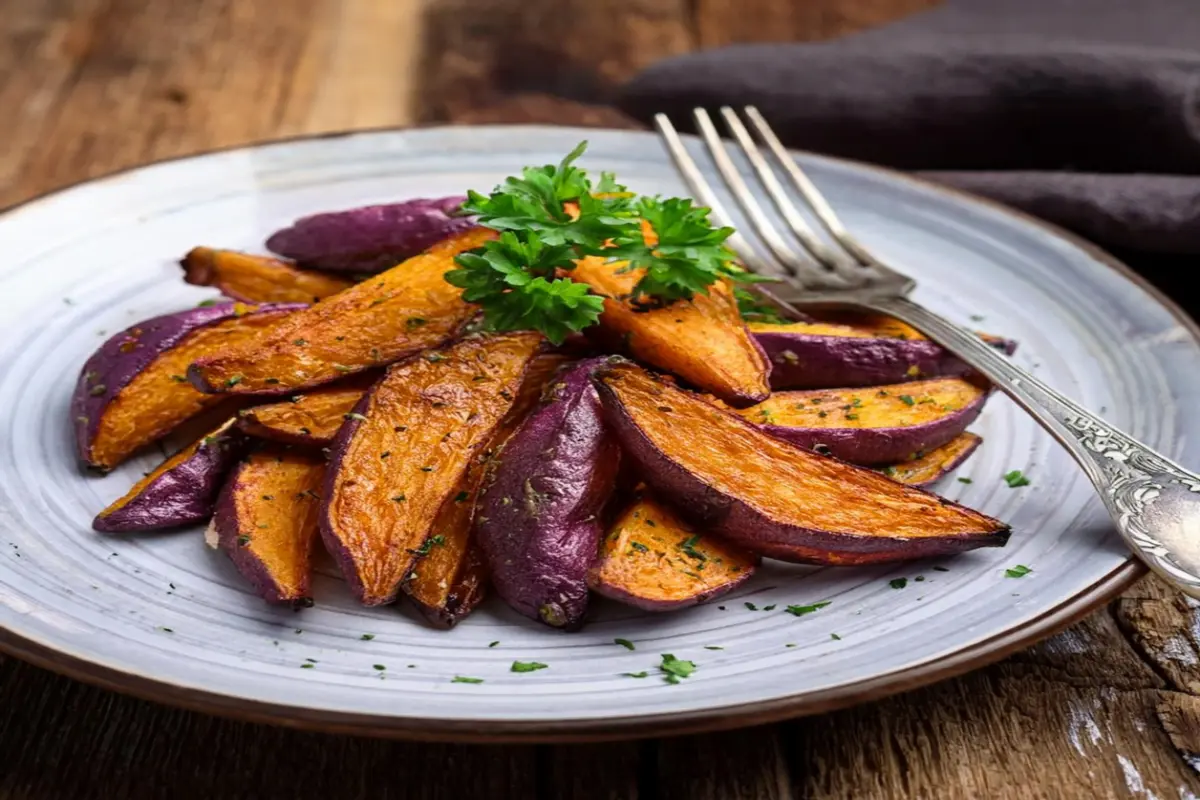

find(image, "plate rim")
[0,123,1175,742]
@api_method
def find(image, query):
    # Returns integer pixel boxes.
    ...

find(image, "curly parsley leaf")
[449,142,748,343]
[444,231,604,345]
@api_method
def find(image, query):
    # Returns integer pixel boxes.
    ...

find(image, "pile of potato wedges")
[75,197,1013,631]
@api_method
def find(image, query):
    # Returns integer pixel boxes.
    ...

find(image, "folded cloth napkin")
[617,0,1200,281]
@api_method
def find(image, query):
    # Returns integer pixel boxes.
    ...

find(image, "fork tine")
[652,113,787,280]
[743,105,876,267]
[690,108,832,284]
[716,107,844,270]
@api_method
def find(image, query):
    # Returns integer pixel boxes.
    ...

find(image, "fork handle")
[868,296,1200,597]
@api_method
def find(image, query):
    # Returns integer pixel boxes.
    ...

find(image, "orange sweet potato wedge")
[73,302,302,470]
[881,433,983,487]
[182,247,353,304]
[321,332,543,606]
[402,350,571,627]
[589,490,758,611]
[188,227,496,395]
[593,361,1009,565]
[235,373,379,447]
[211,448,325,606]
[571,255,770,407]
[735,378,987,465]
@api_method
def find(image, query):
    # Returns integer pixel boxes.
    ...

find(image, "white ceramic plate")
[0,126,1193,741]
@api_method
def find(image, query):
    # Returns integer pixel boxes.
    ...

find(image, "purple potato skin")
[71,302,305,468]
[756,330,1017,391]
[92,421,247,532]
[757,391,988,466]
[318,380,380,603]
[265,197,475,274]
[592,365,1009,564]
[212,459,313,607]
[475,357,621,630]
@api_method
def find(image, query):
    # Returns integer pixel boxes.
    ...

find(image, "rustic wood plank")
[542,741,645,800]
[287,0,424,136]
[4,2,1200,799]
[0,0,106,197]
[417,0,693,124]
[657,725,791,800]
[787,676,1199,799]
[2,0,423,210]
[1116,573,1200,694]
[0,656,539,800]
[692,0,943,47]
[782,606,1200,799]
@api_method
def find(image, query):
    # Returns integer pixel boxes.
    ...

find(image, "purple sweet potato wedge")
[93,418,247,532]
[321,332,543,606]
[265,196,475,274]
[736,379,987,465]
[593,361,1009,566]
[880,433,983,487]
[588,489,757,611]
[750,312,1017,391]
[401,351,573,628]
[212,447,324,606]
[476,357,621,629]
[72,302,302,470]
[182,247,353,303]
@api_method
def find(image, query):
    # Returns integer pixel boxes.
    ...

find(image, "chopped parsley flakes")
[659,653,696,684]
[1003,470,1031,487]
[785,601,830,616]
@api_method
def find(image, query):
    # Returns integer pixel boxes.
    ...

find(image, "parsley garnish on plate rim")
[443,141,766,344]
[659,653,697,685]
[1003,469,1031,487]
[785,601,831,617]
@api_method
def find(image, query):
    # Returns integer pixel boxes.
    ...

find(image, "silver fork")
[656,106,1200,599]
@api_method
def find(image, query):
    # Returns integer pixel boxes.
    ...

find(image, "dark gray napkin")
[617,0,1200,266]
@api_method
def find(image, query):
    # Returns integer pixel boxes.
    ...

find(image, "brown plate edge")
[0,124,1186,743]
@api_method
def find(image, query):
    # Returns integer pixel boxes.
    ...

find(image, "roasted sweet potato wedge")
[93,418,247,532]
[476,357,621,629]
[188,227,496,395]
[750,311,1017,390]
[265,196,475,274]
[182,247,353,304]
[73,302,303,470]
[736,379,987,465]
[212,448,324,606]
[235,373,378,447]
[589,490,757,611]
[401,351,570,627]
[881,433,983,487]
[593,361,1009,565]
[571,256,770,407]
[321,332,543,606]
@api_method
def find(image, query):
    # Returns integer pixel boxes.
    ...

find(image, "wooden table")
[3,1,1199,797]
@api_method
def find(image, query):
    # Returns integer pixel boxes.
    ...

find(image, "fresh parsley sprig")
[444,141,758,343]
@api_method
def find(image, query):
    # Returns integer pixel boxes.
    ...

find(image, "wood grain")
[4,0,1200,798]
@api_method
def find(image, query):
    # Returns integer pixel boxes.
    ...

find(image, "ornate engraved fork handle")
[868,295,1200,597]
